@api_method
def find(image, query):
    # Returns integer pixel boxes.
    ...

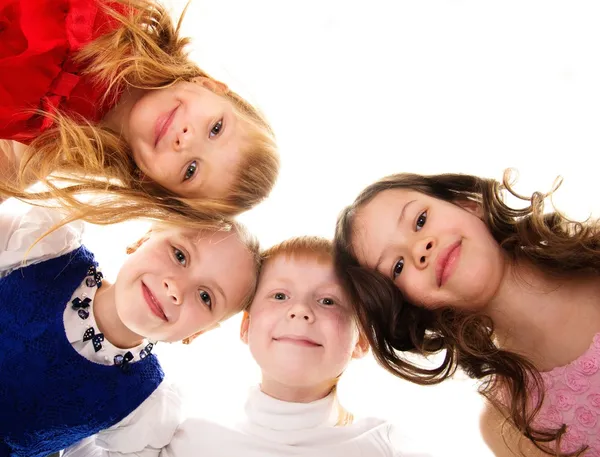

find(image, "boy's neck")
[486,260,600,370]
[259,377,336,403]
[93,281,145,349]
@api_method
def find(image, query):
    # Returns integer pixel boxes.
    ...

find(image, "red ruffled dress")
[0,0,124,144]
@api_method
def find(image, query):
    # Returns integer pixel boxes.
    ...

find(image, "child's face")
[241,255,365,389]
[114,227,255,342]
[352,188,506,311]
[126,79,246,199]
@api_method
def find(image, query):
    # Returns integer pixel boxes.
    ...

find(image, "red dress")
[0,0,123,144]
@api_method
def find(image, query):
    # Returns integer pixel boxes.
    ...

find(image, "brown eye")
[318,297,335,306]
[173,247,187,266]
[393,258,404,279]
[210,120,223,138]
[184,161,197,181]
[273,292,288,300]
[416,211,427,231]
[199,290,212,309]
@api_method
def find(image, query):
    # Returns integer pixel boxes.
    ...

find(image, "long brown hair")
[334,170,600,455]
[0,0,279,230]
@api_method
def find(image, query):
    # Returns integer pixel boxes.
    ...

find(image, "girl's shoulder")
[0,0,123,142]
[482,335,600,456]
[0,202,84,276]
[479,402,549,457]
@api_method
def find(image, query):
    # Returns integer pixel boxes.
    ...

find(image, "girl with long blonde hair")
[0,0,279,228]
[0,201,262,457]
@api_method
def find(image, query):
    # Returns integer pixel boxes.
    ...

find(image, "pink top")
[534,333,600,456]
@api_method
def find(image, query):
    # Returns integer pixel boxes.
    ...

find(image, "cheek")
[130,143,149,171]
[247,322,271,365]
[247,312,271,341]
[324,314,357,355]
[179,305,206,333]
[398,272,435,308]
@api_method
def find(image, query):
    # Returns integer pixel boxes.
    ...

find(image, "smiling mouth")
[154,105,179,147]
[435,240,462,287]
[274,336,321,348]
[142,282,168,322]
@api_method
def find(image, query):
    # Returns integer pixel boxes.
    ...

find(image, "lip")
[154,105,179,147]
[274,335,321,348]
[435,240,462,287]
[142,282,168,322]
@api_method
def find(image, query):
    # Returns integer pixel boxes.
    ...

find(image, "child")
[0,0,279,226]
[141,236,427,457]
[0,201,261,457]
[334,171,600,456]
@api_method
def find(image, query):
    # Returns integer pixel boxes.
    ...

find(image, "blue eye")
[184,161,197,181]
[416,211,427,231]
[210,120,223,138]
[199,289,212,309]
[173,247,187,266]
[273,292,288,300]
[318,297,335,306]
[392,258,404,280]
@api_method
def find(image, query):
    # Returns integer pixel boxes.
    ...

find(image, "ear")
[182,322,220,345]
[125,230,152,255]
[193,77,229,95]
[240,311,250,345]
[456,198,484,219]
[351,332,370,360]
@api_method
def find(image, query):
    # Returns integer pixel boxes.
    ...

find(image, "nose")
[163,278,183,305]
[412,236,435,269]
[286,301,315,323]
[173,124,193,152]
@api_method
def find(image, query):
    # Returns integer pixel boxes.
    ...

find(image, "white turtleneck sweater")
[161,387,431,457]
[65,387,432,457]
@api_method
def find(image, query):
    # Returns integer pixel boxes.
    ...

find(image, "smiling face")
[113,226,256,342]
[241,254,367,390]
[125,79,246,199]
[351,188,507,311]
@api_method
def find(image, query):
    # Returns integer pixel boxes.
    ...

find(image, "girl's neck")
[101,88,146,139]
[93,281,145,349]
[486,260,600,370]
[260,377,336,403]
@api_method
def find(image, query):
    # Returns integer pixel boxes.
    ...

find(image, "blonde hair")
[0,0,279,231]
[260,235,356,426]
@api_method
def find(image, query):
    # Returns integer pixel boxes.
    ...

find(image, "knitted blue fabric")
[0,246,164,457]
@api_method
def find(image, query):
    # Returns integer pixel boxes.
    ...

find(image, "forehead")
[260,255,340,289]
[163,226,234,243]
[352,188,421,267]
[156,228,251,263]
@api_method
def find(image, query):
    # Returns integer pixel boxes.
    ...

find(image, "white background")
[81,1,600,455]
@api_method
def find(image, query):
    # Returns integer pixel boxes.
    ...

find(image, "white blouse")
[0,201,182,456]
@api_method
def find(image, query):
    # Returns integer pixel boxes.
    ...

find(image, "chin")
[274,369,315,386]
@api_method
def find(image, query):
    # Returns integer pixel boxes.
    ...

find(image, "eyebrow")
[373,199,417,271]
[260,276,293,289]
